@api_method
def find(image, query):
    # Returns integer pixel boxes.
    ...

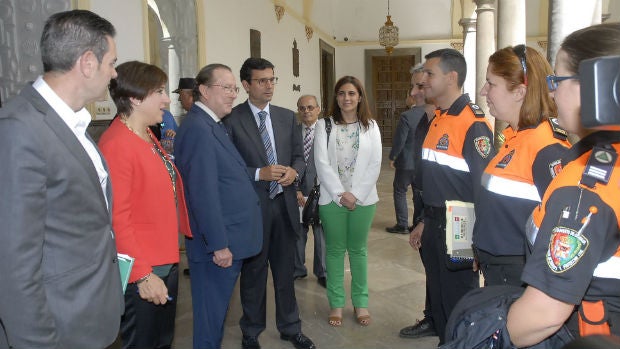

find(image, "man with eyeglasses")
[174,63,263,349]
[293,95,327,289]
[386,65,428,235]
[224,58,315,349]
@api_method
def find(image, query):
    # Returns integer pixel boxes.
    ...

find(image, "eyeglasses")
[250,77,278,86]
[298,105,317,112]
[513,44,528,86]
[546,75,579,92]
[208,84,239,94]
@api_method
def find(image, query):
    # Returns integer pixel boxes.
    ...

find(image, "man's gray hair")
[41,10,115,73]
[410,63,424,74]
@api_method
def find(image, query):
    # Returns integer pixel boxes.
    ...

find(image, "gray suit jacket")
[224,100,305,234]
[0,85,124,349]
[297,122,318,196]
[389,106,426,170]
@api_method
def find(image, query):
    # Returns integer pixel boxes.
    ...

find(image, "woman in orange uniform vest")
[507,22,620,346]
[473,46,570,286]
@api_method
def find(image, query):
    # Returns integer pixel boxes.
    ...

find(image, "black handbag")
[302,183,320,225]
[301,118,331,225]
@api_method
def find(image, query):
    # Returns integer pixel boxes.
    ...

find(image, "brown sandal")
[328,315,342,327]
[354,308,371,326]
[328,308,343,327]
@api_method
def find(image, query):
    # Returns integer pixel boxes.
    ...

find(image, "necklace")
[120,117,150,142]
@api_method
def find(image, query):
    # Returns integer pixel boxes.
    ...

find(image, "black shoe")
[183,268,190,276]
[399,318,437,338]
[385,224,408,234]
[294,273,307,280]
[280,332,316,349]
[241,335,261,349]
[317,277,326,288]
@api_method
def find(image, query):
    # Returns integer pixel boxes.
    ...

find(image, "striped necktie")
[303,126,313,162]
[258,111,281,199]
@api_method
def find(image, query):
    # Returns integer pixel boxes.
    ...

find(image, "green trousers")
[319,202,376,308]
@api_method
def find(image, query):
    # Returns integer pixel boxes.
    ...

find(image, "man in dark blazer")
[386,67,427,234]
[224,58,315,349]
[0,10,123,349]
[294,95,326,287]
[175,64,263,349]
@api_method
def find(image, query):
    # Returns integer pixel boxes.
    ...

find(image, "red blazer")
[99,118,192,282]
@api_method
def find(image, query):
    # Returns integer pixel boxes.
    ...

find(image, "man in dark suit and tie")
[294,95,327,288]
[175,63,263,349]
[386,66,427,234]
[224,58,316,349]
[0,10,123,349]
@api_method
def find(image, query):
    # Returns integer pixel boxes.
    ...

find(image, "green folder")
[117,253,135,293]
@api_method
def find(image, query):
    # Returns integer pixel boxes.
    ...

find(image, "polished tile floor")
[112,149,441,349]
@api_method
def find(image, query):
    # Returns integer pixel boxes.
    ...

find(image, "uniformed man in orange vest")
[507,22,620,347]
[415,48,495,345]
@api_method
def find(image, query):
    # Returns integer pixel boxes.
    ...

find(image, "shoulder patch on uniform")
[468,103,486,118]
[548,118,568,140]
[495,149,515,168]
[581,146,618,187]
[436,133,449,150]
[474,136,492,158]
[546,226,588,273]
[548,159,562,178]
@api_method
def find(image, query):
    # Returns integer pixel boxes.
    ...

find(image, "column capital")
[458,17,477,33]
[474,0,495,11]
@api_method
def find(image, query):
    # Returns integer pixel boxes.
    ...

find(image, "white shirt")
[195,101,221,123]
[33,76,109,210]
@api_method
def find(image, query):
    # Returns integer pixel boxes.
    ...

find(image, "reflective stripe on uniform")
[593,255,620,279]
[481,172,541,202]
[422,148,470,173]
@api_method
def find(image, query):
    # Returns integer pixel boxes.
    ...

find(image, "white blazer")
[314,117,382,206]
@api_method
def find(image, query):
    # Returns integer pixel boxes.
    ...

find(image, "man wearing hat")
[174,77,196,113]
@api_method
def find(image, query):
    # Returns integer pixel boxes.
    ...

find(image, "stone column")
[474,0,496,129]
[548,0,602,66]
[459,17,477,99]
[494,0,526,148]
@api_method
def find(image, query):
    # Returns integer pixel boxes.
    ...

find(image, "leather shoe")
[317,277,326,288]
[294,273,307,280]
[386,224,408,234]
[399,317,437,338]
[241,335,261,349]
[280,332,316,349]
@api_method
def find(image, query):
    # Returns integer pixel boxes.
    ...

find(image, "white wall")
[201,0,324,111]
[90,0,145,64]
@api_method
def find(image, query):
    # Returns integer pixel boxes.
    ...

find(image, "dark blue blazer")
[224,100,305,235]
[389,106,426,170]
[174,104,262,262]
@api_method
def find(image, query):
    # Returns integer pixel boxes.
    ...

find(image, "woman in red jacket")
[99,61,192,349]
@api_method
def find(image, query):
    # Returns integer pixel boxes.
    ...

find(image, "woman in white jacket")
[314,75,382,327]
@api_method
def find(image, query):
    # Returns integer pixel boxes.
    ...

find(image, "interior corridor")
[112,148,441,349]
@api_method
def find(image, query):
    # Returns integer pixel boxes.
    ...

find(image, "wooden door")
[372,55,415,145]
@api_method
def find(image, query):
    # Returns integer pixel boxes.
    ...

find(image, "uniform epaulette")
[548,118,568,141]
[468,103,485,118]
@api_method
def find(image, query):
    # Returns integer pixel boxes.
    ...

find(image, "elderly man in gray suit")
[0,10,123,349]
[224,58,315,349]
[386,65,427,234]
[293,95,327,288]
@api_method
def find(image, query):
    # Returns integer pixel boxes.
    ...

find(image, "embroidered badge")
[548,159,562,178]
[436,133,449,151]
[495,149,515,168]
[546,226,588,273]
[474,136,491,158]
